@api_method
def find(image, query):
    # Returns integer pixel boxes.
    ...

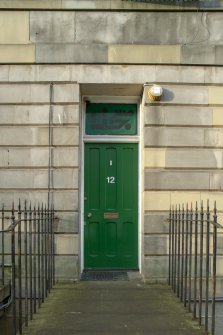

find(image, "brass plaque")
[104,213,119,219]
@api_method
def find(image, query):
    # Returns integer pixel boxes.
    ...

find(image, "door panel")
[84,143,138,269]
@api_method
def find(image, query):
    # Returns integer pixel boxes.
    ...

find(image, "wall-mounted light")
[147,84,163,101]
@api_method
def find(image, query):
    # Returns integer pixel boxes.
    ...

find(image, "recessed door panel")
[84,143,138,269]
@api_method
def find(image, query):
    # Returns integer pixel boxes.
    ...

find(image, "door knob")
[87,213,92,218]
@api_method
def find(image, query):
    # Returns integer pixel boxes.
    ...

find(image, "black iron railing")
[0,201,55,335]
[168,200,222,335]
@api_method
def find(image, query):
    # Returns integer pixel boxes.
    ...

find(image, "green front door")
[84,143,138,269]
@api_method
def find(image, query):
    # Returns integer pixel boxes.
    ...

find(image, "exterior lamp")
[147,85,163,101]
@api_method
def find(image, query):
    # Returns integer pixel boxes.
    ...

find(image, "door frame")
[80,96,143,273]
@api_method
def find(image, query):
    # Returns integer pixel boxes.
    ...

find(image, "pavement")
[17,276,206,335]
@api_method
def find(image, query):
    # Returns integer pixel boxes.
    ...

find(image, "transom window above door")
[85,103,137,136]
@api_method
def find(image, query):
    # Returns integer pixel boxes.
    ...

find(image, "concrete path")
[20,279,205,335]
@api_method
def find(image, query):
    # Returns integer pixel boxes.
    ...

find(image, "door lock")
[87,213,92,218]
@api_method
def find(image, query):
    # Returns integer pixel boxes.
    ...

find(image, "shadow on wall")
[162,89,175,101]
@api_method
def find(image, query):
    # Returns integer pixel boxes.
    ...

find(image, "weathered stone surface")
[0,147,79,168]
[200,192,223,211]
[144,149,166,168]
[209,86,223,104]
[144,212,169,234]
[53,105,79,124]
[56,212,79,233]
[0,64,221,84]
[144,106,213,126]
[205,67,223,83]
[210,172,223,190]
[53,147,79,167]
[0,45,35,63]
[55,234,79,255]
[0,127,49,145]
[213,107,223,126]
[145,85,208,105]
[109,45,180,64]
[145,191,171,211]
[0,105,79,125]
[36,44,108,63]
[0,191,48,208]
[145,170,210,190]
[0,169,49,189]
[0,190,78,210]
[0,84,49,103]
[54,190,79,211]
[30,12,75,43]
[166,149,223,169]
[53,84,79,103]
[0,65,9,80]
[53,127,79,146]
[63,0,111,9]
[204,129,223,147]
[54,168,78,189]
[0,0,222,10]
[55,255,79,280]
[144,256,168,279]
[144,235,168,255]
[0,105,49,124]
[206,12,223,45]
[5,148,49,167]
[144,127,204,147]
[0,11,29,44]
[181,45,216,65]
[171,192,201,207]
[0,0,62,9]
[75,12,203,45]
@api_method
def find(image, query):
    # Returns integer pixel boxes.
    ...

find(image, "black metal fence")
[0,201,55,335]
[168,200,223,335]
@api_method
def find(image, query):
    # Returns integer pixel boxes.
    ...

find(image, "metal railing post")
[193,201,198,319]
[24,201,28,326]
[211,201,217,335]
[168,206,171,286]
[184,203,189,308]
[11,203,16,335]
[41,204,44,303]
[18,200,22,334]
[177,205,181,298]
[37,204,41,309]
[1,205,4,286]
[205,200,210,333]
[199,200,204,327]
[188,203,193,313]
[33,206,37,314]
[180,204,185,302]
[29,203,33,320]
[52,205,55,286]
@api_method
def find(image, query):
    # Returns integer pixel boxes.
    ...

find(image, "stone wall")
[1,64,223,281]
[1,10,223,64]
[0,78,80,280]
[0,0,222,10]
[143,83,223,280]
[0,3,223,281]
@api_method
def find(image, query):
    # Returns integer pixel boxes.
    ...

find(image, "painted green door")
[84,143,138,269]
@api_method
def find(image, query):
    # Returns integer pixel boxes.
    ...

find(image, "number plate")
[104,213,119,219]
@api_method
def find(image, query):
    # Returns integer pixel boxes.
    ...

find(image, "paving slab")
[18,280,205,335]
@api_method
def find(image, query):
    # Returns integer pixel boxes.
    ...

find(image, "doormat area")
[81,271,129,281]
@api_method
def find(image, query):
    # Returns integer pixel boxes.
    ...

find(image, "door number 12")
[106,176,115,184]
